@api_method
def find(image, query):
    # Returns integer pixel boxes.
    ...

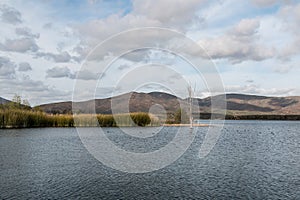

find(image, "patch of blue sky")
[45,0,132,23]
[200,0,280,31]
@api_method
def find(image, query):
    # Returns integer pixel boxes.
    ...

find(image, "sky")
[0,0,299,105]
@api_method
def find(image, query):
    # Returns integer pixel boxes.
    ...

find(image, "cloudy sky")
[0,0,299,105]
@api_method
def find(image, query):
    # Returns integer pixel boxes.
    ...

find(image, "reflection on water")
[0,121,299,199]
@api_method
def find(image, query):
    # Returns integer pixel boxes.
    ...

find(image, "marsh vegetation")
[0,109,160,128]
[0,95,160,128]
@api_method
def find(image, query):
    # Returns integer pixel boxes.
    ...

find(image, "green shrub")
[130,112,151,126]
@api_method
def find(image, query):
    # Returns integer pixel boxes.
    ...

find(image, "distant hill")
[0,97,10,105]
[34,92,300,116]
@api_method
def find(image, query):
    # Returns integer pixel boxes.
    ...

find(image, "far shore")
[0,124,209,129]
[163,124,209,127]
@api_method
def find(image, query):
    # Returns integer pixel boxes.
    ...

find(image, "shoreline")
[163,124,209,127]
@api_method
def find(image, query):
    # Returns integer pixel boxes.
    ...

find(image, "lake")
[0,121,299,199]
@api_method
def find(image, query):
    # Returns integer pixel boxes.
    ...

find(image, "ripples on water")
[0,121,299,199]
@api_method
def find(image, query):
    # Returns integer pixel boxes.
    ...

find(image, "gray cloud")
[121,50,149,62]
[18,62,32,72]
[15,27,40,39]
[72,69,100,80]
[0,37,39,52]
[0,56,16,78]
[118,64,131,70]
[252,0,278,6]
[43,22,53,29]
[46,66,100,80]
[36,51,72,63]
[0,4,22,24]
[46,66,72,78]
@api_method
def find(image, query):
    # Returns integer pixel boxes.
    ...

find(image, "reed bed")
[0,109,158,128]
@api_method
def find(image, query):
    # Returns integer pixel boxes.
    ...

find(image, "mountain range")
[31,92,300,117]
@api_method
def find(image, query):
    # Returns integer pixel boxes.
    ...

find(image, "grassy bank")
[0,109,159,128]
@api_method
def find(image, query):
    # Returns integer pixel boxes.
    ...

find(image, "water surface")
[0,121,299,199]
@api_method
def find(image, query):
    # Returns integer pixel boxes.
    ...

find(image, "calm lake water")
[0,121,299,199]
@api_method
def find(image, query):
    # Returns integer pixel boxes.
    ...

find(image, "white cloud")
[231,18,260,36]
[0,75,71,105]
[278,39,300,60]
[273,63,293,73]
[0,0,299,103]
[198,18,276,63]
[73,15,159,61]
[74,1,208,61]
[75,14,161,48]
[226,84,294,96]
[132,0,206,29]
[274,3,300,60]
[78,0,207,42]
